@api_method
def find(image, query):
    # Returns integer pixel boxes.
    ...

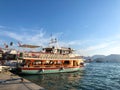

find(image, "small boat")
[17,38,84,74]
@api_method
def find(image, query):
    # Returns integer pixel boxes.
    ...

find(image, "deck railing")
[19,52,83,60]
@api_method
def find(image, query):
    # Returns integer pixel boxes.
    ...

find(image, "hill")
[91,54,120,62]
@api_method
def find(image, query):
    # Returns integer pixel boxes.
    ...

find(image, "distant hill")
[91,54,120,62]
[84,55,106,63]
[91,55,106,60]
[104,54,120,62]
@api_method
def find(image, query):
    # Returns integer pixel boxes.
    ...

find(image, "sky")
[0,0,120,56]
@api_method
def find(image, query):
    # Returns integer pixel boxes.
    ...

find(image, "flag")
[10,42,13,46]
[18,42,21,46]
[4,43,8,48]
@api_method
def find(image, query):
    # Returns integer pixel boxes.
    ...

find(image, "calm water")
[21,63,120,90]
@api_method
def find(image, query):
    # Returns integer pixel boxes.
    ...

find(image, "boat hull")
[19,67,83,74]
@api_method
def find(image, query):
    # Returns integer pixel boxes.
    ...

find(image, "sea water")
[21,63,120,90]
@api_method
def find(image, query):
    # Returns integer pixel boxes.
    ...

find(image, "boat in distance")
[17,38,84,74]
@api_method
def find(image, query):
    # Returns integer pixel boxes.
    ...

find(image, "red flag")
[18,42,22,46]
[4,43,8,48]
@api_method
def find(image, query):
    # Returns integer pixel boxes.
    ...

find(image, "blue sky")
[0,0,120,56]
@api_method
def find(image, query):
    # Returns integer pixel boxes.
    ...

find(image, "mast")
[49,34,59,48]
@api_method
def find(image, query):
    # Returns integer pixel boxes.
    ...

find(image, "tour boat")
[17,38,84,74]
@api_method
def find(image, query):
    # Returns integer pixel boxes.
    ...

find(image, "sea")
[20,63,120,90]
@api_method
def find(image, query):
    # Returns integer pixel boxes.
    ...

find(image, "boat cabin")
[17,41,84,74]
[43,46,74,55]
[21,58,84,68]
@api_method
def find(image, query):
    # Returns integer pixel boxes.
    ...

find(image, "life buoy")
[59,67,64,71]
[41,69,44,72]
[80,62,84,67]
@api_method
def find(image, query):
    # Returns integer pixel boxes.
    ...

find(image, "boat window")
[64,61,70,64]
[49,61,54,64]
[22,60,26,64]
[19,52,23,57]
[60,50,62,54]
[73,61,78,66]
[45,60,49,64]
[26,60,31,67]
[55,61,61,65]
[33,61,42,65]
[45,48,53,53]
[57,49,60,54]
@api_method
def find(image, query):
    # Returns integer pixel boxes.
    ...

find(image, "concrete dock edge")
[0,70,44,90]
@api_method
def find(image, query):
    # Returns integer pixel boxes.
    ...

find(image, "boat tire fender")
[59,67,64,71]
[41,69,44,72]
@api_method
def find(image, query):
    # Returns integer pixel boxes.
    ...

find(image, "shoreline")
[0,69,44,90]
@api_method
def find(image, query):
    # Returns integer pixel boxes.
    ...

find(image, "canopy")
[19,44,40,48]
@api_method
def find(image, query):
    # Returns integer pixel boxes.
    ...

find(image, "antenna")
[48,34,59,48]
[49,34,57,44]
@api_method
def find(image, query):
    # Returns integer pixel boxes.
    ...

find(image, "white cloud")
[86,42,112,51]
[0,27,65,48]
[1,26,120,56]
[58,40,81,47]
[77,39,120,56]
[0,25,5,28]
[0,27,86,51]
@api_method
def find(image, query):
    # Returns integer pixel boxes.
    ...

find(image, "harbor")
[0,38,84,75]
[0,39,84,89]
[0,0,120,89]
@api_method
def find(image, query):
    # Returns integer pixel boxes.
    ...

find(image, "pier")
[0,66,44,90]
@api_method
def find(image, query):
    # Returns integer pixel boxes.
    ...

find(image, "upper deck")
[19,52,83,60]
[18,38,83,61]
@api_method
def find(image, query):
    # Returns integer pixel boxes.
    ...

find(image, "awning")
[19,44,40,48]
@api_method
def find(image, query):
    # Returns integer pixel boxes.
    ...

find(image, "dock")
[0,66,44,90]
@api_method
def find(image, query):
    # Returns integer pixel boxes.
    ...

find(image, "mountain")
[84,55,106,63]
[104,54,120,62]
[91,54,120,62]
[91,55,106,60]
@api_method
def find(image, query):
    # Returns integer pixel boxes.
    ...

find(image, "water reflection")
[22,63,120,90]
[21,71,84,90]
